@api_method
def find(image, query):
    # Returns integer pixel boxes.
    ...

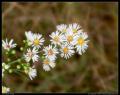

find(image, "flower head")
[75,32,89,55]
[50,31,64,46]
[31,34,45,49]
[25,31,44,48]
[2,38,17,51]
[43,45,58,61]
[24,47,39,63]
[68,23,81,34]
[63,29,76,46]
[43,58,56,71]
[56,24,67,33]
[28,67,37,80]
[60,43,75,59]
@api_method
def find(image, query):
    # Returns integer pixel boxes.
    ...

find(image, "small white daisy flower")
[63,29,76,46]
[56,24,67,33]
[75,32,89,55]
[25,31,45,48]
[2,86,10,93]
[49,31,64,46]
[2,38,17,51]
[60,43,75,59]
[31,34,45,49]
[28,67,37,80]
[68,23,81,34]
[25,31,34,42]
[24,47,39,63]
[43,45,58,61]
[43,58,56,71]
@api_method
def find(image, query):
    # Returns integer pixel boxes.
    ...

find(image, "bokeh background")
[2,2,118,93]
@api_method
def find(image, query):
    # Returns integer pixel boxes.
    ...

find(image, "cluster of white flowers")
[2,23,89,92]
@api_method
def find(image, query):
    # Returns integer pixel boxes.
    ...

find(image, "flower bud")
[7,58,11,62]
[4,65,10,70]
[11,50,16,54]
[17,59,21,63]
[23,40,26,43]
[2,63,5,67]
[5,52,9,55]
[17,65,21,69]
[20,47,24,51]
[9,69,13,73]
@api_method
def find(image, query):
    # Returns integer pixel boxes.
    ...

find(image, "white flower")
[75,32,89,55]
[56,24,67,33]
[28,67,37,80]
[24,47,39,63]
[68,23,81,34]
[63,29,76,46]
[43,45,58,61]
[25,31,45,48]
[2,38,17,51]
[49,31,64,46]
[60,43,75,59]
[43,58,56,71]
[25,31,34,42]
[31,34,45,49]
[2,86,10,93]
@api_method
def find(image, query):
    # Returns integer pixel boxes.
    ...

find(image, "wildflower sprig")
[2,23,89,93]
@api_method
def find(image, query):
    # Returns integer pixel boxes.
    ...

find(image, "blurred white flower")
[60,43,74,59]
[75,32,89,55]
[28,67,37,80]
[68,23,81,34]
[24,47,39,63]
[2,86,10,93]
[43,58,56,71]
[2,38,17,51]
[25,31,45,48]
[56,24,67,33]
[49,31,64,46]
[63,29,76,46]
[31,34,45,49]
[43,45,58,61]
[25,31,34,42]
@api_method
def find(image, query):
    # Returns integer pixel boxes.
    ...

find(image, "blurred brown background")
[2,2,118,93]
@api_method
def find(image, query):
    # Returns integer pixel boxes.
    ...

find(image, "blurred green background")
[2,2,118,93]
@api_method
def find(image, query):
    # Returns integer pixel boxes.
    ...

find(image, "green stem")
[8,57,24,65]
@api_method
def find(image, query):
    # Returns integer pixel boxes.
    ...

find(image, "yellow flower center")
[73,29,77,33]
[62,29,66,33]
[77,38,85,46]
[33,39,40,46]
[63,47,69,54]
[43,59,49,64]
[48,49,54,55]
[54,36,59,42]
[67,35,73,42]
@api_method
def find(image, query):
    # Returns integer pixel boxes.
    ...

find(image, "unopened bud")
[20,47,24,51]
[9,69,13,73]
[4,65,10,70]
[11,50,16,54]
[17,65,21,69]
[7,58,11,62]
